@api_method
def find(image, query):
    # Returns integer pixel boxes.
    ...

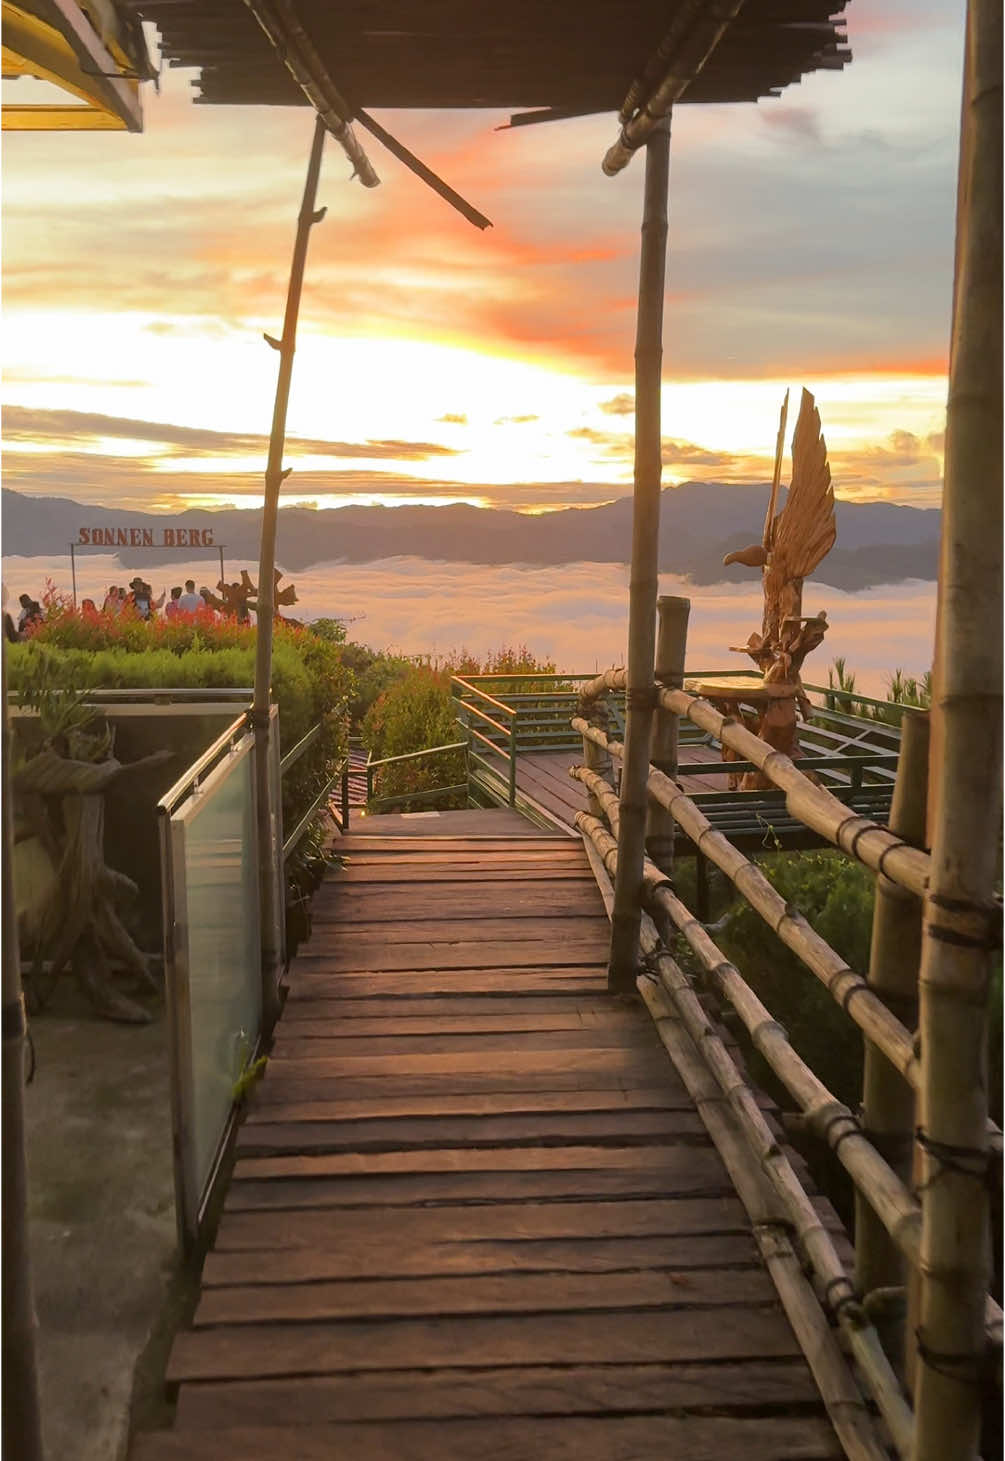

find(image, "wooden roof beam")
[240,0,380,185]
[602,0,748,175]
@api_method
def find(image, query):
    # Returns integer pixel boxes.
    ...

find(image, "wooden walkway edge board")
[131,825,851,1461]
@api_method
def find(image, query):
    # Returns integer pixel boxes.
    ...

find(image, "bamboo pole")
[601,1,746,176]
[253,115,327,1034]
[856,709,929,1353]
[647,594,690,871]
[580,805,924,1265]
[576,669,933,898]
[2,643,45,1461]
[572,743,921,1088]
[608,115,671,995]
[579,810,910,1454]
[571,708,1003,1161]
[912,1,1002,1454]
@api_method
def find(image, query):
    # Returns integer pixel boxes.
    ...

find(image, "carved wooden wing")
[770,388,835,581]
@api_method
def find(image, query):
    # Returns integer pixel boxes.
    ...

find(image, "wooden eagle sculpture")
[715,388,836,784]
[724,387,835,697]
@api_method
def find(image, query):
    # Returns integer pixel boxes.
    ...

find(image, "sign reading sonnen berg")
[76,526,216,547]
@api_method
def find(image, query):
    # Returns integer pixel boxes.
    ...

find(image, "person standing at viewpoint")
[178,579,202,617]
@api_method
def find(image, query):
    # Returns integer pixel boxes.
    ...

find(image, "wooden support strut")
[608,115,671,995]
[253,113,327,1034]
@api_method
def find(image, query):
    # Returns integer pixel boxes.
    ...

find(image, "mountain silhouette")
[2,484,940,591]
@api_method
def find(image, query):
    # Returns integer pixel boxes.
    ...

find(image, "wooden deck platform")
[515,743,725,831]
[133,828,848,1460]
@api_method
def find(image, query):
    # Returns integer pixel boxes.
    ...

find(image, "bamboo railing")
[573,662,1002,1459]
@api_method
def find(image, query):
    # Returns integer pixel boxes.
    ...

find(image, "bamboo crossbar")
[577,810,911,1456]
[570,740,920,1087]
[571,729,1003,1164]
[576,673,931,897]
[574,773,1005,1350]
[591,808,928,1265]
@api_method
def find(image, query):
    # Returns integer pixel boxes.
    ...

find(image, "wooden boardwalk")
[515,743,724,831]
[134,826,847,1460]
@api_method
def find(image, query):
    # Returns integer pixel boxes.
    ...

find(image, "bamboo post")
[609,115,671,995]
[913,2,1002,1455]
[855,710,929,1357]
[1,644,45,1461]
[253,115,327,1033]
[582,706,614,820]
[647,594,690,871]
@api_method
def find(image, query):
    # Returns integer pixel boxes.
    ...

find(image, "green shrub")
[360,644,557,810]
[712,849,874,1107]
[7,618,355,868]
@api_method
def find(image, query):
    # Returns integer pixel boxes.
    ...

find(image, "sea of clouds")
[2,552,936,698]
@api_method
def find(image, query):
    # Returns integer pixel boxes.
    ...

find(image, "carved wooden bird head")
[722,544,769,569]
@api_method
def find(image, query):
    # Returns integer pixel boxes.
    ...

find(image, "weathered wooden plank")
[166,1307,806,1384]
[245,1086,697,1123]
[284,969,609,998]
[259,1047,671,1082]
[212,1196,754,1252]
[135,1414,843,1461]
[201,1231,761,1286]
[223,1161,733,1211]
[232,1143,721,1179]
[322,866,596,884]
[296,939,609,972]
[274,1008,642,1036]
[335,837,576,852]
[279,996,620,1020]
[252,1065,678,1102]
[174,1359,822,1426]
[301,916,611,946]
[236,1109,707,1153]
[334,851,589,867]
[312,887,604,921]
[270,1026,660,1058]
[194,1266,776,1325]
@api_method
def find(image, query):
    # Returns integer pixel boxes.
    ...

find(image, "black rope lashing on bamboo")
[914,1331,988,1387]
[924,891,1002,951]
[822,1274,863,1323]
[817,1108,864,1160]
[915,1128,994,1190]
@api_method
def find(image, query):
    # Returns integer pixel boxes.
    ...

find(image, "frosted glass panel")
[177,737,261,1203]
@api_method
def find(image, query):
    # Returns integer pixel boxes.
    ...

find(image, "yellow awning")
[2,0,150,131]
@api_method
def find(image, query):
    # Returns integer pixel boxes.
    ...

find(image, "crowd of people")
[3,576,260,640]
[4,570,299,640]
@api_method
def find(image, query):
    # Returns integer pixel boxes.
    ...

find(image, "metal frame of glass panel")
[159,721,262,1248]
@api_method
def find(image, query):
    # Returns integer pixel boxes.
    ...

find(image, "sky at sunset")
[2,0,963,521]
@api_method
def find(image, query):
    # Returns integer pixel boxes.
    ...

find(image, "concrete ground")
[22,982,184,1461]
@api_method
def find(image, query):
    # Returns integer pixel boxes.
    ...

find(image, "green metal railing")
[365,740,469,813]
[448,669,906,831]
